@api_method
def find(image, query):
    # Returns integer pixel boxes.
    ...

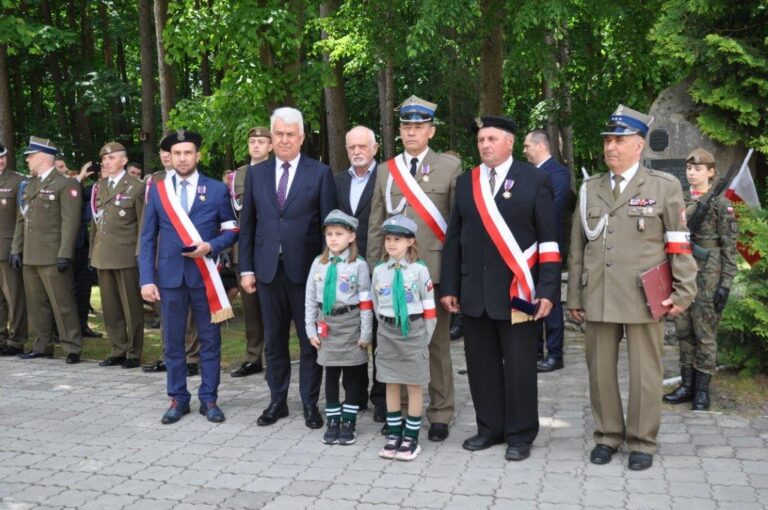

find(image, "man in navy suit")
[523,130,572,372]
[139,130,238,425]
[239,107,337,429]
[334,125,384,421]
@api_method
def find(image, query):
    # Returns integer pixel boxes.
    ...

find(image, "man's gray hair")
[346,125,377,147]
[528,129,550,150]
[271,107,304,135]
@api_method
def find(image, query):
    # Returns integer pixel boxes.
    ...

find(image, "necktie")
[392,263,410,336]
[180,180,189,213]
[410,157,418,177]
[613,174,623,201]
[489,168,497,195]
[277,162,290,209]
[109,180,116,190]
[322,256,342,315]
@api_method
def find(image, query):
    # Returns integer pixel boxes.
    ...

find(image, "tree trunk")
[541,60,561,163]
[154,0,175,133]
[0,45,14,170]
[555,25,576,190]
[320,0,349,172]
[76,0,94,160]
[478,0,504,116]
[40,0,68,136]
[377,58,395,160]
[138,0,157,171]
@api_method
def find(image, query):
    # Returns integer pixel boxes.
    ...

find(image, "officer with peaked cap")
[566,106,698,470]
[0,142,28,356]
[11,137,84,363]
[367,95,460,442]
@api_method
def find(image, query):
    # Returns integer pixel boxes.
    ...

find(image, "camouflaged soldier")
[664,148,738,411]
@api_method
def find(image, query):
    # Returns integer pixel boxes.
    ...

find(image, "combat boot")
[692,370,711,411]
[663,366,695,405]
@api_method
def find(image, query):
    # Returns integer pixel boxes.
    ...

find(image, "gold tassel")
[511,309,534,324]
[211,307,234,324]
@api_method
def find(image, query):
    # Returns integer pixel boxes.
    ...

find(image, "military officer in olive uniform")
[567,106,698,470]
[11,137,83,363]
[0,142,28,356]
[91,142,146,369]
[664,148,737,410]
[226,126,270,378]
[367,96,460,442]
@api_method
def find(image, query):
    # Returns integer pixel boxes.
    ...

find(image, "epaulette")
[646,169,675,182]
[583,172,604,182]
[437,152,460,163]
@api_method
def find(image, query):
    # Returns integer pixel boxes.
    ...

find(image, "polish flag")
[725,148,761,265]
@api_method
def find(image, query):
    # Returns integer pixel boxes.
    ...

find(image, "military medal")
[422,164,431,183]
[49,194,55,201]
[115,201,120,206]
[637,218,645,232]
[1,199,6,206]
[200,196,206,202]
[502,179,514,199]
[119,210,126,217]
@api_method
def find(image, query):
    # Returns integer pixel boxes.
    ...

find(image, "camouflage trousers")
[673,294,720,375]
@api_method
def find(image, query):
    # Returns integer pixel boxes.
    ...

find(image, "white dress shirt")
[38,167,55,182]
[401,148,429,172]
[109,170,126,189]
[175,170,199,212]
[275,154,301,196]
[481,156,514,196]
[348,161,375,213]
[611,162,639,195]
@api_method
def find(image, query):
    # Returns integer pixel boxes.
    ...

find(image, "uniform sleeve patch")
[681,209,686,224]
[425,279,434,291]
[70,188,79,198]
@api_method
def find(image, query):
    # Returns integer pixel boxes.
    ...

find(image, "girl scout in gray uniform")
[372,215,437,461]
[305,210,373,445]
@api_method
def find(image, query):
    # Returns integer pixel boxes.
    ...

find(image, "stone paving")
[1,336,767,510]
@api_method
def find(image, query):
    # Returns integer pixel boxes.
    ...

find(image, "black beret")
[160,129,203,151]
[470,116,516,135]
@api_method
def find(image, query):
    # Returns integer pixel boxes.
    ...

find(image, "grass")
[710,369,768,417]
[53,288,300,369]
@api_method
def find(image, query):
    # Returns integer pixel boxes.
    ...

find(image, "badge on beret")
[475,117,484,129]
[177,129,186,141]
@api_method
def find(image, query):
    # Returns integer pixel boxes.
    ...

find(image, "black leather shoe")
[199,402,226,423]
[0,345,23,356]
[428,423,449,442]
[257,402,289,426]
[303,404,324,429]
[230,361,263,378]
[628,451,653,471]
[186,363,199,376]
[537,357,564,372]
[161,399,190,424]
[18,351,53,359]
[590,444,617,465]
[373,405,386,423]
[505,443,531,461]
[99,356,126,367]
[122,358,140,369]
[142,359,167,373]
[462,434,505,451]
[65,353,81,364]
[81,325,103,338]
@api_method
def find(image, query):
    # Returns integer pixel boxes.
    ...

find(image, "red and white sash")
[471,166,537,302]
[154,174,234,323]
[386,158,447,242]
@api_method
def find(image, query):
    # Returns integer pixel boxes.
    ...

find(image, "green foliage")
[719,196,768,375]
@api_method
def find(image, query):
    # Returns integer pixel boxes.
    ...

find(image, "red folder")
[640,259,673,320]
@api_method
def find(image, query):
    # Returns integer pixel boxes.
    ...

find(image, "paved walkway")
[1,336,767,510]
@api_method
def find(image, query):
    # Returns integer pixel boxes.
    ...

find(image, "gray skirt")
[375,317,430,386]
[317,308,369,367]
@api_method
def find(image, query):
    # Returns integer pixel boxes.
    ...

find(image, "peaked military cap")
[99,141,126,157]
[247,126,271,140]
[397,95,437,123]
[381,214,417,238]
[601,104,654,137]
[471,115,516,135]
[23,136,58,156]
[160,129,203,151]
[686,148,715,165]
[324,209,359,232]
[0,142,6,157]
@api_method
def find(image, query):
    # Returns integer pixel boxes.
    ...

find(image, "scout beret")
[686,148,715,165]
[381,214,417,238]
[0,142,6,157]
[397,95,437,123]
[247,126,271,140]
[601,104,654,137]
[160,129,203,151]
[471,115,516,135]
[23,136,58,156]
[324,209,359,231]
[99,141,126,157]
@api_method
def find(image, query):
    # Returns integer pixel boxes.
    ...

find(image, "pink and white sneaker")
[379,434,401,459]
[394,436,421,461]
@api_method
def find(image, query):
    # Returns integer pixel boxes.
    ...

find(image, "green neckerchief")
[392,262,410,336]
[322,254,344,315]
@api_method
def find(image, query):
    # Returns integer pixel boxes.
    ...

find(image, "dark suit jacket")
[334,164,377,257]
[539,156,571,245]
[239,155,337,285]
[138,173,238,289]
[441,160,561,320]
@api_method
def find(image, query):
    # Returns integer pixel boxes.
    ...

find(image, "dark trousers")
[72,245,92,327]
[325,363,367,405]
[538,300,564,360]
[259,261,321,406]
[160,286,221,406]
[464,314,539,445]
[363,318,386,409]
